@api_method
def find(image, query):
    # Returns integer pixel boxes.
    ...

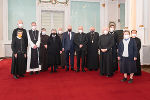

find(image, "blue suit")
[62,31,75,69]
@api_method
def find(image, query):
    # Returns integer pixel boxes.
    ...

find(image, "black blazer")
[74,32,88,51]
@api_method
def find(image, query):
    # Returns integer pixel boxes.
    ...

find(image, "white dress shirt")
[68,32,72,40]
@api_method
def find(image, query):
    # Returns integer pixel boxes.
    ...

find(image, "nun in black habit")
[47,29,62,73]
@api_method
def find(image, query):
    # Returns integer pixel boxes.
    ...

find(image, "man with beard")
[86,27,99,71]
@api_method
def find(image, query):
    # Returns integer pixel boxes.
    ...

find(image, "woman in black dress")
[47,29,62,73]
[39,28,49,71]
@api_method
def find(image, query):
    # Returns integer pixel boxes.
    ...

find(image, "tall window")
[41,10,64,34]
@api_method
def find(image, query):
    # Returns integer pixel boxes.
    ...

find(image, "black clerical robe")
[39,34,49,71]
[86,32,99,70]
[12,28,28,49]
[132,37,141,75]
[109,31,119,72]
[11,37,27,75]
[47,34,61,66]
[27,30,41,72]
[58,33,66,67]
[99,34,114,75]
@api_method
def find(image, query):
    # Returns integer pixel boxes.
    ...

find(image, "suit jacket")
[118,38,137,59]
[74,32,88,52]
[62,31,75,51]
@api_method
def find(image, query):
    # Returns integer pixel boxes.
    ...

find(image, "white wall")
[0,0,4,57]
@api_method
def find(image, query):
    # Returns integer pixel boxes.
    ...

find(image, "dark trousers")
[65,49,74,69]
[51,65,57,71]
[76,50,86,69]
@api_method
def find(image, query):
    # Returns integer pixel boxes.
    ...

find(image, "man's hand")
[118,57,120,60]
[14,54,17,58]
[24,54,26,58]
[44,45,47,49]
[60,51,62,54]
[62,48,65,51]
[101,49,107,52]
[33,45,37,49]
[134,57,137,61]
[79,44,83,48]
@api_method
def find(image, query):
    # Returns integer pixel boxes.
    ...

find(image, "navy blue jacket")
[118,38,137,59]
[62,31,75,51]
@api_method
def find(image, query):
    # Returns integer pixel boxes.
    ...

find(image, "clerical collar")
[91,32,94,34]
[52,35,56,37]
[32,29,36,31]
[109,32,114,34]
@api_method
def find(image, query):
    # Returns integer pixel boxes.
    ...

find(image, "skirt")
[120,57,137,74]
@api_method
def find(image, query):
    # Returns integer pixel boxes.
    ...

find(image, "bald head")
[78,26,83,33]
[78,26,83,30]
[58,28,62,31]
[17,20,23,28]
[67,25,72,31]
[102,27,109,35]
[90,27,95,32]
[58,28,63,34]
[18,20,23,24]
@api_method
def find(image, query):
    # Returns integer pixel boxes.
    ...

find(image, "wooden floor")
[142,65,150,73]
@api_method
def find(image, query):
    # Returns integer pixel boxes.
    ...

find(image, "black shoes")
[30,71,39,75]
[121,78,127,82]
[128,79,133,83]
[54,70,57,72]
[13,75,19,79]
[35,71,39,74]
[76,68,86,72]
[76,69,80,72]
[30,71,34,75]
[121,78,133,83]
[71,68,75,71]
[62,66,65,69]
[82,69,86,72]
[19,75,24,77]
[66,68,69,72]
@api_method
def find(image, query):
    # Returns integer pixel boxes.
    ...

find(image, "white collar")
[17,36,22,39]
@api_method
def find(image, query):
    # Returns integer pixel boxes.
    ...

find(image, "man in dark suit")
[62,25,75,71]
[74,26,87,72]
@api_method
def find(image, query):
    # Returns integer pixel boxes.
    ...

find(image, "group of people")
[11,20,141,83]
